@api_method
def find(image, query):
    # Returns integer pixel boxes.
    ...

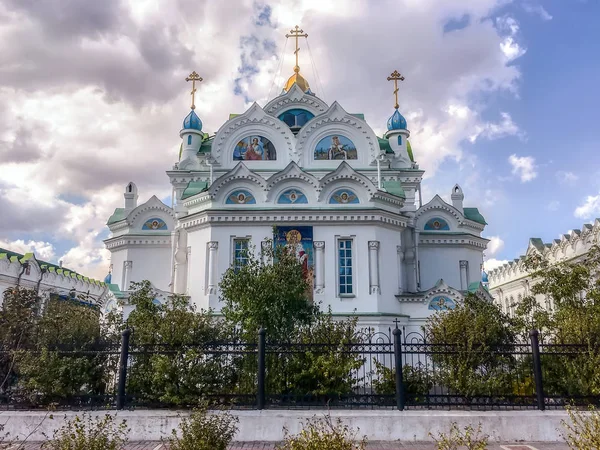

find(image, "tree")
[425,294,517,402]
[220,238,319,343]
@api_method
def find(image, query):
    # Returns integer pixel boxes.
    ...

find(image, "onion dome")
[103,271,112,284]
[481,270,489,284]
[284,70,311,93]
[387,108,407,131]
[183,109,202,131]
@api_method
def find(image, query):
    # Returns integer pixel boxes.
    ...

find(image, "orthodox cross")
[285,25,308,73]
[185,71,203,110]
[387,70,405,110]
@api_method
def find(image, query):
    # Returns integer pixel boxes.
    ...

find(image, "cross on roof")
[387,70,405,110]
[285,25,308,73]
[185,71,203,110]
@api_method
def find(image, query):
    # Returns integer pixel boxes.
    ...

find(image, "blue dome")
[183,109,202,131]
[103,272,112,284]
[387,108,407,131]
[481,270,489,283]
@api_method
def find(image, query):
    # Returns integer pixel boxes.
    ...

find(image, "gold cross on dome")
[185,71,203,110]
[387,70,405,109]
[285,25,308,73]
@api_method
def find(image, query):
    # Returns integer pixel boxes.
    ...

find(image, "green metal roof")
[199,135,213,153]
[182,180,209,200]
[377,137,394,154]
[381,180,406,198]
[107,208,126,225]
[108,283,126,299]
[229,113,240,120]
[407,140,414,162]
[0,247,103,285]
[463,207,487,225]
[350,113,365,120]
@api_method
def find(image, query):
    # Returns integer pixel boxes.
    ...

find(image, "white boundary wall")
[0,410,571,442]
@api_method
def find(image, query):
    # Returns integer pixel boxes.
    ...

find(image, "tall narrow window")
[233,238,249,272]
[338,239,353,295]
[187,135,192,145]
[398,135,402,145]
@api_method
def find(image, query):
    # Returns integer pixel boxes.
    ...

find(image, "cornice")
[104,235,172,251]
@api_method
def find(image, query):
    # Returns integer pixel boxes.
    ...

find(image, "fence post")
[116,328,131,410]
[393,328,405,411]
[257,327,266,410]
[529,329,545,411]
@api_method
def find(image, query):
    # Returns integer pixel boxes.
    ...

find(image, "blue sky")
[0,0,599,277]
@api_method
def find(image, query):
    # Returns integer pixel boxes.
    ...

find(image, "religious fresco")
[142,218,168,230]
[424,217,450,231]
[428,296,456,311]
[233,136,277,161]
[277,189,308,204]
[329,189,359,204]
[314,135,357,160]
[225,190,256,204]
[274,226,314,297]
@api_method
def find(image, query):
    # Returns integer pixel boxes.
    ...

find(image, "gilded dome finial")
[286,25,308,73]
[283,26,310,92]
[387,70,405,110]
[185,71,203,110]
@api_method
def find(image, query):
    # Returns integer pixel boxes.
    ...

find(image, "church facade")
[104,49,490,330]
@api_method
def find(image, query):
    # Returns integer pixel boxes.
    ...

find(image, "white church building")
[104,37,490,330]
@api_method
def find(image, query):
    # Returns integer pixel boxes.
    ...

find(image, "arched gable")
[295,101,380,168]
[415,195,463,232]
[264,83,329,119]
[423,279,462,309]
[211,103,296,169]
[317,162,376,203]
[128,196,176,231]
[266,162,319,203]
[209,163,267,204]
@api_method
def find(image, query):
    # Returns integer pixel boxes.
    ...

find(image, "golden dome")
[284,68,310,93]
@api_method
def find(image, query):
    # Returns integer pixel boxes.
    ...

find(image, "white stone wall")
[419,246,482,291]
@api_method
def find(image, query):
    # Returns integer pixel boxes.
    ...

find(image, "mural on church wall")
[142,218,168,230]
[329,189,359,204]
[424,217,450,231]
[225,190,256,204]
[277,189,308,204]
[274,226,314,298]
[428,295,456,311]
[314,135,357,160]
[233,136,277,161]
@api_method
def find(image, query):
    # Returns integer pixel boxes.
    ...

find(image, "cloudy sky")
[0,0,598,279]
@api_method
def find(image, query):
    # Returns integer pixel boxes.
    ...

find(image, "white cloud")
[547,200,560,211]
[574,193,600,219]
[509,154,537,182]
[556,171,579,185]
[0,239,56,261]
[523,3,553,21]
[484,258,509,271]
[485,235,505,257]
[0,0,527,277]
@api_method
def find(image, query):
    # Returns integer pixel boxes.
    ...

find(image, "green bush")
[42,413,128,450]
[276,415,367,450]
[430,422,488,450]
[561,406,600,449]
[371,360,432,403]
[166,408,239,450]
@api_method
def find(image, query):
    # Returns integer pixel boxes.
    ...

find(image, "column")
[173,228,188,294]
[404,249,417,292]
[313,241,325,294]
[207,241,218,295]
[397,245,404,294]
[414,230,421,290]
[368,241,380,294]
[459,260,468,290]
[122,261,132,291]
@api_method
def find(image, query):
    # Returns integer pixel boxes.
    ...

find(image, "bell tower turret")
[383,70,411,165]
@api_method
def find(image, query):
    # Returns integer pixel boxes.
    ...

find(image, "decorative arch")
[128,196,176,230]
[142,218,168,230]
[277,188,308,204]
[424,217,450,231]
[329,189,359,204]
[225,189,257,205]
[428,295,456,311]
[209,163,267,202]
[318,161,377,202]
[264,83,329,119]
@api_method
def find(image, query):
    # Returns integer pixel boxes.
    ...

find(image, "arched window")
[398,135,402,145]
[278,109,315,130]
[187,135,192,145]
[277,189,308,204]
[424,217,450,231]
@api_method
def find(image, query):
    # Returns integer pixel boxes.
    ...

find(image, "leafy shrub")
[561,406,600,449]
[429,422,488,450]
[372,359,432,403]
[276,415,367,450]
[42,413,128,450]
[166,408,239,450]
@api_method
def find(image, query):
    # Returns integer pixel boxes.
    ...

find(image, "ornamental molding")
[264,84,329,117]
[104,236,172,251]
[127,196,176,227]
[318,161,377,200]
[179,209,408,232]
[212,102,295,162]
[208,163,268,198]
[368,241,380,250]
[295,101,378,162]
[415,195,462,223]
[313,241,325,249]
[419,235,488,250]
[266,161,320,192]
[208,241,219,250]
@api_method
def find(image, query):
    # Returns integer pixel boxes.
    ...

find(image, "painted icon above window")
[142,218,168,230]
[424,217,450,231]
[233,136,277,161]
[277,189,308,204]
[428,296,456,311]
[314,135,357,160]
[225,190,256,204]
[329,189,359,204]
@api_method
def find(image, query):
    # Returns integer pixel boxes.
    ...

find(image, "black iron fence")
[1,327,599,411]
